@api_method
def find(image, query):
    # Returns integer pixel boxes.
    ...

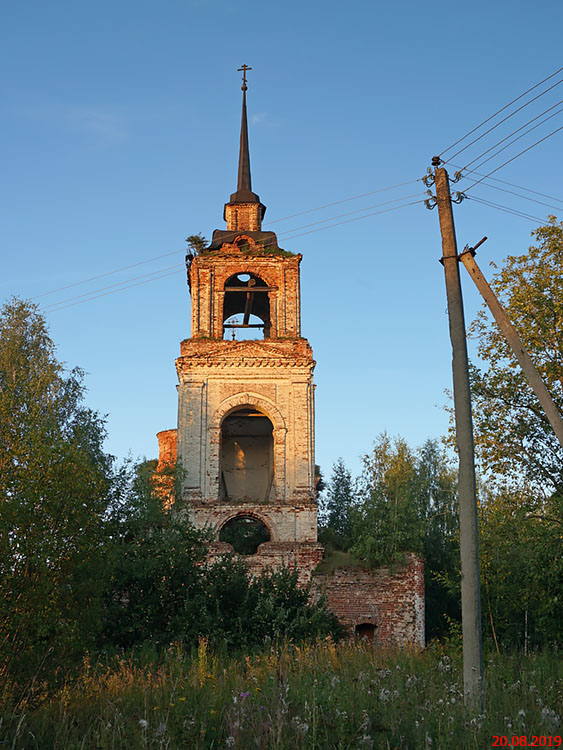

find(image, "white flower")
[541,707,561,727]
[138,719,148,729]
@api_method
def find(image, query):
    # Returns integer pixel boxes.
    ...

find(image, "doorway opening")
[355,623,377,643]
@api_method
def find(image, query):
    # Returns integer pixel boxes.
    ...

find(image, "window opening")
[220,408,274,503]
[219,515,270,555]
[224,313,265,341]
[223,273,272,339]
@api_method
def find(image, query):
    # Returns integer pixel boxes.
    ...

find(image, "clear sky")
[2,0,562,481]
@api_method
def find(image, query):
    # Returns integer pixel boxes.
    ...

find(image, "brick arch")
[212,392,286,434]
[218,510,275,542]
[219,265,277,291]
[208,393,287,503]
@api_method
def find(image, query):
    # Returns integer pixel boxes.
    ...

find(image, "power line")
[467,105,563,174]
[460,100,563,171]
[268,178,422,224]
[34,175,422,302]
[282,199,425,241]
[445,78,562,162]
[466,194,545,223]
[461,179,563,213]
[47,268,184,313]
[445,162,563,206]
[43,262,184,311]
[462,125,563,193]
[439,66,563,158]
[32,248,186,300]
[276,192,425,234]
[46,199,425,313]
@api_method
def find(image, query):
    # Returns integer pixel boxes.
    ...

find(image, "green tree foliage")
[415,440,460,639]
[466,219,563,648]
[319,458,355,550]
[100,462,209,649]
[102,463,340,650]
[469,218,563,493]
[185,561,341,649]
[351,435,423,565]
[0,299,113,680]
[479,489,563,650]
[352,436,461,640]
[319,438,460,640]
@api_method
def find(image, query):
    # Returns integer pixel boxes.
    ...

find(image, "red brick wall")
[314,555,425,648]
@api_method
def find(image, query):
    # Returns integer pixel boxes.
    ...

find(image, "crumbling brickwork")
[314,555,425,648]
[154,88,424,646]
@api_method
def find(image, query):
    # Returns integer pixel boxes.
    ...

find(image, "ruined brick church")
[156,70,424,647]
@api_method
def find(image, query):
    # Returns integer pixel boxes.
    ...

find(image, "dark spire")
[229,64,261,204]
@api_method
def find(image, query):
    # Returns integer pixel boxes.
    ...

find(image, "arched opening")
[223,272,271,340]
[220,408,274,503]
[219,515,271,555]
[355,623,377,643]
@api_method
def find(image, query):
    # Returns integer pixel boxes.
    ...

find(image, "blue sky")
[2,0,562,480]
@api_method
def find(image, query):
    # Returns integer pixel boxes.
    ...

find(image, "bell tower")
[163,67,323,578]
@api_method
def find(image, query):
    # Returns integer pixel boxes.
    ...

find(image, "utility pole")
[431,160,483,707]
[459,243,563,450]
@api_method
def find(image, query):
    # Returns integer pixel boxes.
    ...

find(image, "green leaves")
[0,298,113,682]
[469,218,563,493]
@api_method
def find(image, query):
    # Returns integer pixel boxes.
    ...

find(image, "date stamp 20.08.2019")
[492,738,561,747]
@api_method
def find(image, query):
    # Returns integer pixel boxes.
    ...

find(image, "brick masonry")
[155,196,425,648]
[314,555,425,647]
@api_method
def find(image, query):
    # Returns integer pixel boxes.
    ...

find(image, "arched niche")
[219,514,271,555]
[208,393,287,504]
[220,408,274,503]
[223,272,272,339]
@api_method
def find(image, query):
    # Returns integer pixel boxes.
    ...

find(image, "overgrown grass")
[1,640,561,749]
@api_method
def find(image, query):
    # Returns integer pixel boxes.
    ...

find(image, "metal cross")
[237,64,252,91]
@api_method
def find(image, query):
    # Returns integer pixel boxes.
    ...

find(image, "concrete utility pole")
[459,245,563,450]
[433,162,483,707]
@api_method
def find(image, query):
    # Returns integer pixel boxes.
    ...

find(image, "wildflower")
[226,737,236,748]
[153,706,159,711]
[240,691,250,700]
[291,716,309,734]
[179,697,186,702]
[138,719,148,729]
[437,656,451,673]
[541,707,561,727]
[156,722,167,736]
[379,688,391,703]
[331,675,340,687]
